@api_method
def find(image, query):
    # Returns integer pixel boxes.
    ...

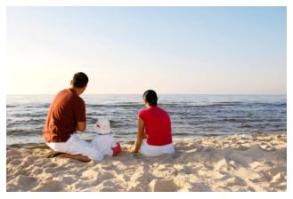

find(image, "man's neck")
[71,87,81,96]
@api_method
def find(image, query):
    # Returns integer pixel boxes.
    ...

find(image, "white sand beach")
[6,132,286,192]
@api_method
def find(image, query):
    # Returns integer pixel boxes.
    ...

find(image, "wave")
[7,103,50,109]
[7,101,286,113]
[7,128,43,136]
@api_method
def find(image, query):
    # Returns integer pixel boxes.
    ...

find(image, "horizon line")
[6,93,287,96]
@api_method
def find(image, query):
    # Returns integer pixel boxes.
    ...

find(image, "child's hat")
[96,118,111,134]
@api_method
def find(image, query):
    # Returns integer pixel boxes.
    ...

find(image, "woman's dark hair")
[143,89,158,106]
[72,72,89,88]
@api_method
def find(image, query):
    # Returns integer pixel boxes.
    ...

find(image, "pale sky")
[7,7,286,95]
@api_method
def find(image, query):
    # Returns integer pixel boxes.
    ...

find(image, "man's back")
[43,89,86,143]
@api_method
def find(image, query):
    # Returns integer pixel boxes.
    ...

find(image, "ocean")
[6,94,286,145]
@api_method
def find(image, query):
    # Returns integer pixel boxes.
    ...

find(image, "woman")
[132,90,175,156]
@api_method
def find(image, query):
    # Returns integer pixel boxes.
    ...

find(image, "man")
[43,72,103,161]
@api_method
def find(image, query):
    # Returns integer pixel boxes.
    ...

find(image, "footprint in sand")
[225,176,247,187]
[32,167,43,175]
[59,176,76,185]
[149,179,178,192]
[13,175,38,191]
[6,183,19,192]
[43,163,59,173]
[19,157,35,167]
[9,159,22,165]
[188,182,211,192]
[97,180,123,192]
[34,180,64,191]
[7,149,22,158]
[98,171,115,180]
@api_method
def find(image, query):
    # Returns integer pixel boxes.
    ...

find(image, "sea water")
[6,94,286,145]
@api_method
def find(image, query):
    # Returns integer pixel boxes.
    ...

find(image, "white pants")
[46,134,104,161]
[140,139,175,157]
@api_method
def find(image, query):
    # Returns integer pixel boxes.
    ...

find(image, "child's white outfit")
[91,119,121,156]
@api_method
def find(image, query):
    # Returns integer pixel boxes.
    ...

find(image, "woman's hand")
[131,146,139,153]
[132,118,145,153]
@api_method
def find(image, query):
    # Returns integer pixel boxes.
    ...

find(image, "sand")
[6,132,286,192]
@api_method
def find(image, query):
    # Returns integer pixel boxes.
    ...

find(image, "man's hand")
[76,121,86,132]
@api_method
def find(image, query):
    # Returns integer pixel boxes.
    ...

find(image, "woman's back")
[138,106,172,146]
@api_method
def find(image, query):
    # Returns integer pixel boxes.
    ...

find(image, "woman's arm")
[132,118,145,153]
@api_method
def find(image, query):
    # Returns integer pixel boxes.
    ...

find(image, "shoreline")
[7,132,286,192]
[7,131,286,148]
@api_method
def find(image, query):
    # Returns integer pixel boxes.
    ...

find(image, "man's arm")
[75,99,86,133]
[76,121,86,132]
[132,118,145,153]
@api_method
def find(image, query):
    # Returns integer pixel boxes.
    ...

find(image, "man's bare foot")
[46,151,91,162]
[59,153,91,162]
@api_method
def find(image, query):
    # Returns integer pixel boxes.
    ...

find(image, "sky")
[7,6,286,95]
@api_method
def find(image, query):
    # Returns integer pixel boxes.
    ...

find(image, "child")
[91,118,122,157]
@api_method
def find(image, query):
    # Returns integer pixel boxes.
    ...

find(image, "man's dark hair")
[143,89,158,106]
[72,72,89,88]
